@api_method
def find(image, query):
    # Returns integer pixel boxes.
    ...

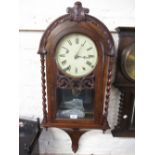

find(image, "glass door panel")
[56,88,95,119]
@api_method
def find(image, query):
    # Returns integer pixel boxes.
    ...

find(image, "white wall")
[19,0,134,31]
[19,0,135,154]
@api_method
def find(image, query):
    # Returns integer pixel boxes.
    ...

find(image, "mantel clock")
[38,2,115,152]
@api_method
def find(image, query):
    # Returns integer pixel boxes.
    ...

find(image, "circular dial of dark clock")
[55,33,98,78]
[122,44,135,80]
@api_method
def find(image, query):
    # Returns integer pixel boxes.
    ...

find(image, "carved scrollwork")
[57,74,70,88]
[57,71,95,90]
[81,74,95,89]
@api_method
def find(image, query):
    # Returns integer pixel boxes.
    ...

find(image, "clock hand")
[75,55,90,59]
[82,56,89,59]
[75,46,82,57]
[74,55,83,59]
[74,41,86,59]
[75,55,86,59]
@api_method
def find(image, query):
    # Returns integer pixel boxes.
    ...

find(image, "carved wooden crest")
[67,1,89,22]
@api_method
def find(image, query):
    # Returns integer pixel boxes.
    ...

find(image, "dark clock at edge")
[112,27,135,137]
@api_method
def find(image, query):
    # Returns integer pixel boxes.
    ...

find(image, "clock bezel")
[121,43,135,81]
[55,32,99,79]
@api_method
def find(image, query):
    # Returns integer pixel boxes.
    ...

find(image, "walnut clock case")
[112,27,135,137]
[37,2,115,152]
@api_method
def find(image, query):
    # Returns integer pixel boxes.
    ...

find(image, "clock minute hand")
[75,45,82,56]
[74,41,86,59]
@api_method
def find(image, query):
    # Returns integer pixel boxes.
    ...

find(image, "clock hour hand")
[75,55,91,59]
[75,55,85,59]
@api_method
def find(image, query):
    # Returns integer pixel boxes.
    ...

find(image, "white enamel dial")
[55,33,98,78]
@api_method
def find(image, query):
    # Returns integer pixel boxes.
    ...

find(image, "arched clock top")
[38,2,115,57]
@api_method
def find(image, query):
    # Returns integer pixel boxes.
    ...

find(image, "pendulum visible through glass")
[56,86,95,119]
[72,87,81,97]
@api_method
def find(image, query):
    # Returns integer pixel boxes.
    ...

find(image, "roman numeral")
[75,38,79,44]
[75,67,78,73]
[88,54,95,58]
[61,60,67,65]
[67,40,72,46]
[64,65,71,72]
[86,61,94,68]
[62,47,69,53]
[87,47,93,51]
